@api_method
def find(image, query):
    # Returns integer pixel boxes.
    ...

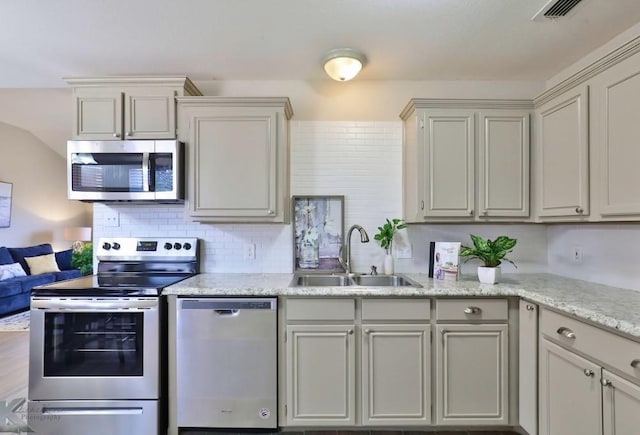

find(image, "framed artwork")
[0,182,12,228]
[292,195,345,273]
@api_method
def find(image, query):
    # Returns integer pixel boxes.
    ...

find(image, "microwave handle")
[142,152,150,192]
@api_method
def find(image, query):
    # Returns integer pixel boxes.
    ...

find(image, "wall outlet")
[104,209,120,227]
[572,246,583,264]
[244,243,256,260]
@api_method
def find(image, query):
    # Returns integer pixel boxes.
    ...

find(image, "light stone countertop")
[164,272,640,339]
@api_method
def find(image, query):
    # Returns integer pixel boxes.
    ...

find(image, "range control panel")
[96,237,199,260]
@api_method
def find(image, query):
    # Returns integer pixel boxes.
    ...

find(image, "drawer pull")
[583,369,594,377]
[464,306,481,314]
[526,304,535,311]
[601,378,612,387]
[631,359,640,368]
[557,327,576,339]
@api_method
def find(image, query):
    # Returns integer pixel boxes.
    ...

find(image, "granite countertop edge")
[164,272,640,339]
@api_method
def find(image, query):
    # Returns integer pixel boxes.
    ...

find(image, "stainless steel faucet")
[339,224,370,275]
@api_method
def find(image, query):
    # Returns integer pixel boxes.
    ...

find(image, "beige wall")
[0,121,91,250]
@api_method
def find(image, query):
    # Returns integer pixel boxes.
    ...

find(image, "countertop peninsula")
[164,273,640,339]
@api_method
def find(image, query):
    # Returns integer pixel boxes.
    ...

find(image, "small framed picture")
[429,241,461,281]
[0,181,12,228]
[292,195,345,273]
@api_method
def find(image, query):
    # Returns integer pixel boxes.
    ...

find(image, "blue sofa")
[0,243,82,317]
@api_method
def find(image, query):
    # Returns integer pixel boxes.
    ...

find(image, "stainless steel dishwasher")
[176,297,277,429]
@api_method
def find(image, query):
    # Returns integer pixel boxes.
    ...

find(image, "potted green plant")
[373,218,407,274]
[71,242,94,275]
[459,235,517,284]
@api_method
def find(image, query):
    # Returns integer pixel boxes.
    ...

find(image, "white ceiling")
[2,0,640,87]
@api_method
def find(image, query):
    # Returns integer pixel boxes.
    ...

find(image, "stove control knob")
[164,242,173,250]
[112,242,121,250]
[174,243,182,250]
[102,242,111,250]
[183,242,192,250]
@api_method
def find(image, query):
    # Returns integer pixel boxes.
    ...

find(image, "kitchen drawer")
[436,298,508,321]
[286,298,355,321]
[540,308,640,381]
[362,298,431,321]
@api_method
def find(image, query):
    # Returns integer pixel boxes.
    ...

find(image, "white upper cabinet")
[178,97,292,223]
[400,100,531,223]
[478,111,530,218]
[423,109,476,219]
[537,86,590,219]
[596,54,640,217]
[66,77,201,141]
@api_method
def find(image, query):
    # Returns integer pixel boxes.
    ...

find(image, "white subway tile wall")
[93,120,548,275]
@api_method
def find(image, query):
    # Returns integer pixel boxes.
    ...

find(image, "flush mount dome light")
[323,48,367,82]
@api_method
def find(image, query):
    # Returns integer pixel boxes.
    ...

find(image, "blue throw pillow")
[55,249,74,271]
[0,247,13,265]
[8,243,54,275]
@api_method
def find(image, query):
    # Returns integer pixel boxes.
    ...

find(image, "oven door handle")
[31,298,158,310]
[42,406,144,416]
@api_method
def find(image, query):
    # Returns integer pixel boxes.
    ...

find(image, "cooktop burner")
[32,237,199,297]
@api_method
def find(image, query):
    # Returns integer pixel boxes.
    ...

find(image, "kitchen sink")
[351,274,420,287]
[293,274,352,286]
[290,273,422,288]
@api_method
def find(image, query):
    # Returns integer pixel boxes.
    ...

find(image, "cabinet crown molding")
[399,99,534,120]
[64,76,202,95]
[177,96,294,119]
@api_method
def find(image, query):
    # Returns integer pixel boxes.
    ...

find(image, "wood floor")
[0,331,29,400]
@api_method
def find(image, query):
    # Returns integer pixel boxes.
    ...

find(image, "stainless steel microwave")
[67,140,184,203]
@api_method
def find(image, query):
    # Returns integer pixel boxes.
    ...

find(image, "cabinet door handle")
[441,329,447,336]
[364,329,371,335]
[526,304,535,311]
[464,306,481,314]
[557,326,576,339]
[469,210,474,215]
[583,369,594,377]
[126,131,133,137]
[575,207,584,214]
[601,378,612,387]
[631,359,640,368]
[420,200,424,210]
[112,133,120,138]
[347,329,354,335]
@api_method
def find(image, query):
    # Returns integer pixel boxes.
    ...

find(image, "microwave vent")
[532,0,584,20]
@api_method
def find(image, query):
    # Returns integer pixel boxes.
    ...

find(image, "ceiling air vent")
[532,0,585,20]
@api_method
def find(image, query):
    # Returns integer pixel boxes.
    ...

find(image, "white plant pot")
[384,253,394,275]
[477,266,501,284]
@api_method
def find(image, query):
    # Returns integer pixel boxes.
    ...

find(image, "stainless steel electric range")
[28,237,199,435]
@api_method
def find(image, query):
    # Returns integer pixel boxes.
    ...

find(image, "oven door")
[29,297,160,400]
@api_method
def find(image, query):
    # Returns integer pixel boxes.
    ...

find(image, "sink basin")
[351,274,422,287]
[292,275,351,286]
[290,273,422,288]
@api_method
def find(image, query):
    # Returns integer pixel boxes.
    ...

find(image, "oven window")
[43,312,143,377]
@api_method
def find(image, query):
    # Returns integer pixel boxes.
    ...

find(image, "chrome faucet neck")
[340,224,370,275]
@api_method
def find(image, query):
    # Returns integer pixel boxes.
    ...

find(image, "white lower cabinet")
[285,324,356,425]
[539,308,640,435]
[284,297,431,427]
[539,338,602,435]
[361,323,431,425]
[436,324,509,425]
[602,369,640,434]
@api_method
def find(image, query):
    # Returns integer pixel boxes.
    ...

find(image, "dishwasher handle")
[179,298,277,311]
[214,309,239,316]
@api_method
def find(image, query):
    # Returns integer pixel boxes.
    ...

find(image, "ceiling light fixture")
[323,48,367,82]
